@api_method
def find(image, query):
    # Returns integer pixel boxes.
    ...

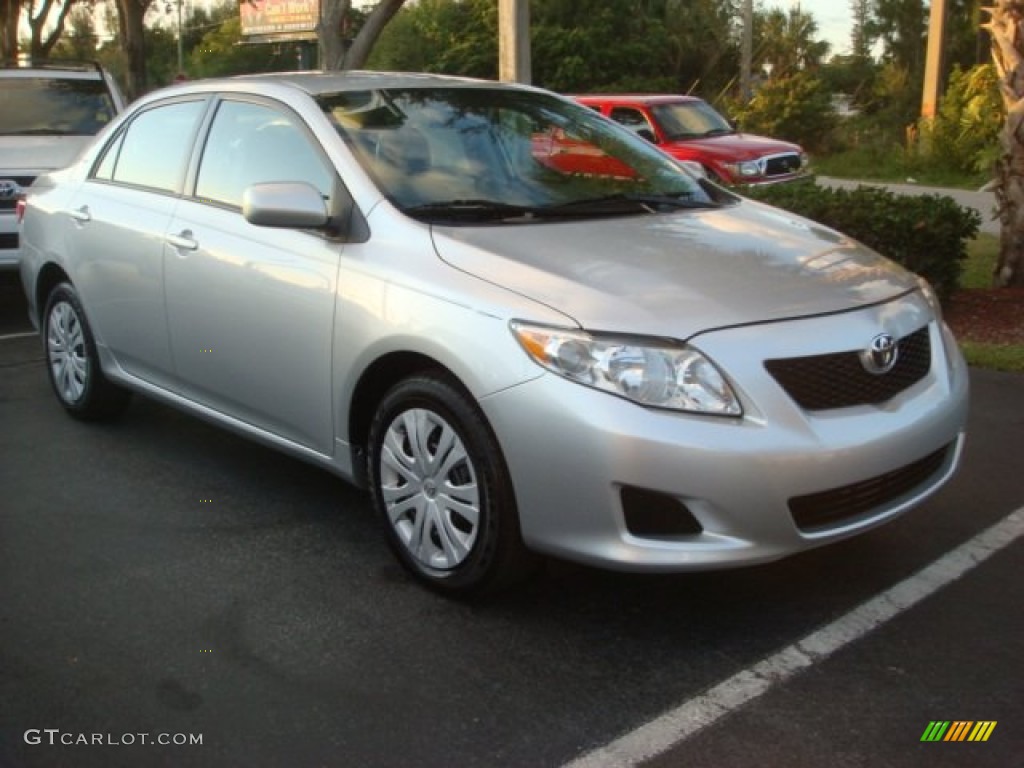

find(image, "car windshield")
[651,100,735,141]
[318,87,719,222]
[0,77,116,136]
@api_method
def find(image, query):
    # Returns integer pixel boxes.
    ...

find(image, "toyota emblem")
[0,179,23,201]
[861,333,899,375]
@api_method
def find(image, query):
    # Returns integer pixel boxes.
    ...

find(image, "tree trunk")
[28,0,75,59]
[318,0,406,71]
[984,0,1024,286]
[1,0,21,60]
[116,0,151,100]
[343,0,405,69]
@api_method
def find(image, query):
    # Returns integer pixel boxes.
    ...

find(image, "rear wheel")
[367,374,536,595]
[43,283,131,420]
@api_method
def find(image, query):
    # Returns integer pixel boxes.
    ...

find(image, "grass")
[956,233,1024,372]
[814,147,990,190]
[962,234,1000,289]
[959,342,1024,372]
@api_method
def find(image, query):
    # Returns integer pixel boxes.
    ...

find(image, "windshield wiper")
[701,127,735,138]
[546,193,720,214]
[403,199,541,221]
[404,193,719,223]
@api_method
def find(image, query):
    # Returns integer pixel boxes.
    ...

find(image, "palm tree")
[755,7,830,80]
[984,0,1024,285]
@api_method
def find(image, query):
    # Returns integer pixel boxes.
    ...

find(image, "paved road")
[818,176,1000,236]
[0,272,1021,767]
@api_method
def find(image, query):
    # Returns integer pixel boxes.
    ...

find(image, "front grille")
[765,326,931,411]
[763,153,803,177]
[0,232,17,249]
[789,443,952,533]
[0,175,35,211]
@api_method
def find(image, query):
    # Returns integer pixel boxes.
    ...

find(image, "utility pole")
[176,0,183,76]
[921,0,948,118]
[740,0,753,101]
[498,0,530,84]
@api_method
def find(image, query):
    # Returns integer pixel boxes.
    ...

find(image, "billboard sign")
[239,0,319,39]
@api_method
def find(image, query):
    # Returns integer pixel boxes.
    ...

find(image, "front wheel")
[43,282,131,421]
[367,374,536,595]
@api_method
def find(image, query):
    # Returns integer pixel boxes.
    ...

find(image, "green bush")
[745,183,980,301]
[727,71,838,153]
[916,64,1004,176]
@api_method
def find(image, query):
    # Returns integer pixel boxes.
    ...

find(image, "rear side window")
[609,107,653,133]
[96,100,205,193]
[0,77,116,136]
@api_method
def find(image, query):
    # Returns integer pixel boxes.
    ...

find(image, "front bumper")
[0,211,18,269]
[480,301,969,571]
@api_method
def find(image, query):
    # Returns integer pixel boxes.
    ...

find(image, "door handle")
[166,229,198,251]
[68,205,91,223]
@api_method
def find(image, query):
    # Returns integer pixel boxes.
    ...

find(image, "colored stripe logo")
[921,721,997,742]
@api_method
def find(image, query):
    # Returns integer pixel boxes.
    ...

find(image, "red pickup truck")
[574,94,810,186]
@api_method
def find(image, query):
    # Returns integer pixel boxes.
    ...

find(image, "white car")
[0,61,125,268]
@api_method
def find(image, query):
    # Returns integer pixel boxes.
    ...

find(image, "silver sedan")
[18,72,968,594]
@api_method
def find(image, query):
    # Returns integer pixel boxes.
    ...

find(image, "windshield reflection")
[318,88,719,221]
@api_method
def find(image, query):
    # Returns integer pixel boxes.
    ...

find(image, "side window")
[195,100,333,209]
[609,107,655,136]
[102,100,205,192]
[93,131,125,181]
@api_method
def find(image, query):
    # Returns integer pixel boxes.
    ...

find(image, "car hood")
[0,136,92,174]
[431,199,918,339]
[664,132,800,162]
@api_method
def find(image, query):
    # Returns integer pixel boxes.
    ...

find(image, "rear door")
[64,97,208,388]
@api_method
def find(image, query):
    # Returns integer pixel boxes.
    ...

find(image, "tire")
[367,374,537,595]
[43,282,131,421]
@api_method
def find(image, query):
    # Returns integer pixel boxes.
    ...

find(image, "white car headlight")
[510,322,742,416]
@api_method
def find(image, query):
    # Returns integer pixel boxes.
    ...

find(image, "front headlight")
[723,160,761,179]
[510,322,742,416]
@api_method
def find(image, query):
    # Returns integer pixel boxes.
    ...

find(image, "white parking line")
[563,506,1024,768]
[0,331,37,341]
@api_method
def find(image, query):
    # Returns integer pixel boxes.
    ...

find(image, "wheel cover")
[47,301,88,404]
[379,408,481,571]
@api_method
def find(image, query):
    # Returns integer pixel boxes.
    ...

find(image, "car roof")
[226,70,535,95]
[575,94,703,105]
[0,61,106,80]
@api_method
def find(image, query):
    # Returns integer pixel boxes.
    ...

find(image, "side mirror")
[242,182,330,229]
[636,128,657,144]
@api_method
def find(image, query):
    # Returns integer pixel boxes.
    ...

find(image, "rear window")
[0,77,116,136]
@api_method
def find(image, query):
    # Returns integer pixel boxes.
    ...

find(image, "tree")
[318,0,408,70]
[51,4,98,59]
[754,6,830,79]
[850,0,875,60]
[190,15,287,78]
[870,0,927,77]
[114,0,156,99]
[983,0,1024,285]
[731,69,837,151]
[24,0,77,58]
[1,0,21,59]
[370,0,498,78]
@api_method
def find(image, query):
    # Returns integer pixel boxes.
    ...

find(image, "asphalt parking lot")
[1,270,1021,767]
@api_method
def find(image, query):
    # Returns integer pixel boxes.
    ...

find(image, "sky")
[762,0,853,57]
